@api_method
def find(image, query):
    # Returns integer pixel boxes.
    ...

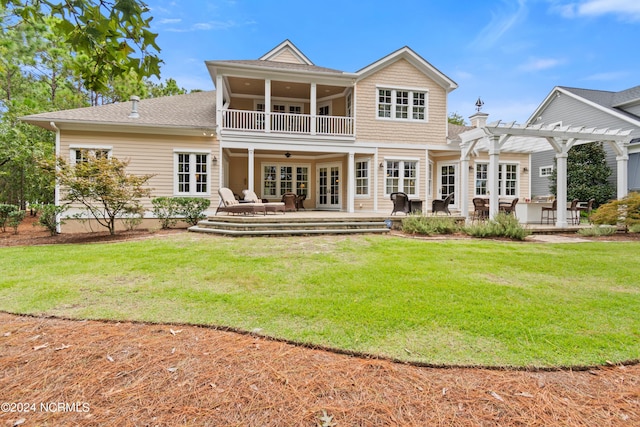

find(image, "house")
[22,40,536,232]
[527,85,640,197]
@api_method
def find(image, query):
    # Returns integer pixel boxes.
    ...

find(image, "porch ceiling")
[227,76,346,99]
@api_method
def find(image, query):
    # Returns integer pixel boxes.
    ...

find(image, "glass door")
[317,163,341,209]
[438,163,457,207]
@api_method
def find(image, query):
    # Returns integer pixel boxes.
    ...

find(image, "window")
[71,147,111,164]
[385,160,418,196]
[474,163,519,197]
[175,152,209,195]
[539,165,554,177]
[377,88,428,122]
[262,163,309,197]
[355,160,369,196]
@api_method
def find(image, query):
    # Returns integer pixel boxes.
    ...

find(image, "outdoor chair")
[540,199,557,224]
[471,197,489,222]
[216,187,266,216]
[432,193,454,215]
[390,192,410,215]
[567,199,580,225]
[499,198,519,217]
[577,198,595,223]
[295,194,306,210]
[281,193,297,211]
[242,189,285,214]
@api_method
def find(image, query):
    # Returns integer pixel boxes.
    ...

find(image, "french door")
[317,163,341,209]
[438,163,457,207]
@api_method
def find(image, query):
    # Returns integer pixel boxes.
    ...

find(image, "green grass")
[1,234,639,368]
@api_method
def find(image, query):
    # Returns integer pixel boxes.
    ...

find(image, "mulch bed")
[1,216,639,426]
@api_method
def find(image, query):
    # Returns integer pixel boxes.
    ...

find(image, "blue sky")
[144,0,639,124]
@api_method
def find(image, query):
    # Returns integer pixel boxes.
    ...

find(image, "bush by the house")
[34,204,68,236]
[121,203,145,231]
[577,225,617,237]
[590,192,640,228]
[7,209,25,234]
[464,213,530,241]
[0,204,19,232]
[152,197,211,228]
[401,215,461,236]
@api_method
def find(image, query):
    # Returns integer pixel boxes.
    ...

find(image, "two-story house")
[22,40,534,232]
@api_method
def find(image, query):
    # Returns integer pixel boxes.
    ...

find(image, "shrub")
[590,192,640,228]
[7,210,25,234]
[176,197,211,226]
[121,204,145,231]
[34,204,68,236]
[464,213,530,241]
[151,197,181,229]
[629,223,640,233]
[401,215,461,236]
[0,204,19,232]
[577,225,617,237]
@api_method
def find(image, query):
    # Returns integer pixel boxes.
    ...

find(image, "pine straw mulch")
[1,217,639,426]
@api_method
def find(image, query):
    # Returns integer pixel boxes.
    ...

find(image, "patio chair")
[577,198,595,223]
[567,199,580,225]
[471,197,489,222]
[540,199,557,224]
[281,192,297,211]
[216,187,266,216]
[390,192,410,215]
[432,193,454,215]
[242,189,285,214]
[295,194,306,210]
[499,198,519,217]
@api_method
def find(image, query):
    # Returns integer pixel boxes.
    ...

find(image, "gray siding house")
[528,86,640,197]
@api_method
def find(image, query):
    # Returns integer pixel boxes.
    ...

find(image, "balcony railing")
[222,109,354,137]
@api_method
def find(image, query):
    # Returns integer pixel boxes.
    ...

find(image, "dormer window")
[377,87,428,122]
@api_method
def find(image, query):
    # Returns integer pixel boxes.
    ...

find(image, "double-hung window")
[474,163,518,196]
[377,88,428,122]
[355,160,369,196]
[385,160,418,196]
[71,147,111,164]
[174,151,210,195]
[262,164,309,198]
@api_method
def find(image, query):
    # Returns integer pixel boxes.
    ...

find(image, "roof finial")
[475,97,484,112]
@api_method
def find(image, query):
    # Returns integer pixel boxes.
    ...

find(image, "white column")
[347,152,355,213]
[460,156,470,220]
[310,83,317,135]
[555,150,569,228]
[264,79,271,133]
[373,150,379,212]
[617,153,629,199]
[248,148,255,192]
[216,74,224,134]
[488,135,500,218]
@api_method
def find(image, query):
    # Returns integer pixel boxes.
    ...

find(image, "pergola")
[459,121,633,228]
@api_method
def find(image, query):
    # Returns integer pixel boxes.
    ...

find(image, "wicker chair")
[281,193,297,212]
[499,198,519,217]
[577,198,595,224]
[540,199,557,224]
[432,193,454,215]
[390,192,410,215]
[472,197,489,222]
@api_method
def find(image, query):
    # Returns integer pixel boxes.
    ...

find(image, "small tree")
[550,142,615,207]
[57,155,153,235]
[591,192,640,228]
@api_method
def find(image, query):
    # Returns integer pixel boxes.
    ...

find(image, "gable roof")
[527,85,640,127]
[355,46,458,92]
[21,91,217,132]
[258,39,314,65]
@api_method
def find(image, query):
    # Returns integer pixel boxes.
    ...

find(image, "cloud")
[157,18,182,25]
[554,0,640,21]
[518,57,564,72]
[470,0,528,49]
[581,71,630,81]
[163,19,256,33]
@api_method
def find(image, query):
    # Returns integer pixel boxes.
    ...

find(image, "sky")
[143,0,640,124]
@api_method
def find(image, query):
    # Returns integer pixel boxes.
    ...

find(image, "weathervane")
[475,97,484,112]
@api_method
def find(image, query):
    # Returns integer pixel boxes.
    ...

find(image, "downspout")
[50,121,61,233]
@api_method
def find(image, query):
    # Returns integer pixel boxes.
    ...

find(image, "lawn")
[1,233,638,368]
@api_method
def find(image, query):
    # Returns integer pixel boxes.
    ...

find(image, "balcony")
[222,109,354,137]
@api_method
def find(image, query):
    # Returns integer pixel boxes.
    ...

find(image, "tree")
[57,155,153,235]
[2,0,162,94]
[448,112,467,126]
[550,142,615,207]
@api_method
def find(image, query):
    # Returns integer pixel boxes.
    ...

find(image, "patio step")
[189,216,391,236]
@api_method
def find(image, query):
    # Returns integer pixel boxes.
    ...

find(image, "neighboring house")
[528,85,640,197]
[22,40,534,231]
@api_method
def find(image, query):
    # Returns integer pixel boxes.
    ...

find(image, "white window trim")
[69,146,112,164]
[539,165,554,177]
[255,100,305,113]
[382,157,420,197]
[318,101,332,116]
[474,161,521,197]
[173,149,212,196]
[375,85,429,123]
[260,162,312,198]
[354,159,370,198]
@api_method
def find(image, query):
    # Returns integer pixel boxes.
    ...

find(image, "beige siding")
[378,148,426,213]
[60,130,219,213]
[269,50,302,64]
[355,59,448,145]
